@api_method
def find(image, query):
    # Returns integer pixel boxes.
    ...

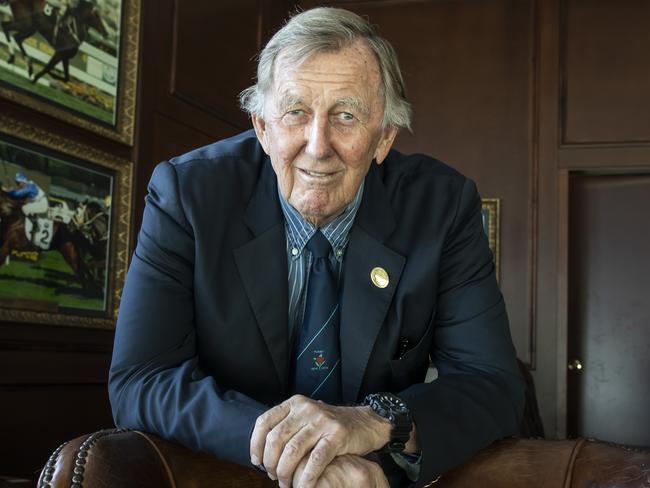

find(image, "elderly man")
[109,7,524,488]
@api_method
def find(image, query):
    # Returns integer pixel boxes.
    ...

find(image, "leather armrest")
[37,429,650,488]
[438,437,650,488]
[37,428,275,488]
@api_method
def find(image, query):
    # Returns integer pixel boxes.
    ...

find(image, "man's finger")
[312,455,389,488]
[292,455,309,488]
[250,401,290,465]
[262,413,304,479]
[296,436,339,488]
[275,425,318,488]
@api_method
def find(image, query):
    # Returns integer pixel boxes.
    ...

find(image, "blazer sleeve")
[398,177,525,486]
[108,161,266,468]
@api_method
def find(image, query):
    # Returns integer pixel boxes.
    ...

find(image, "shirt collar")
[279,181,364,262]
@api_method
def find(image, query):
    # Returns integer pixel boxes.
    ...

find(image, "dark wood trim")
[535,0,562,437]
[166,92,249,132]
[559,146,650,169]
[526,0,541,370]
[132,0,161,234]
[561,142,650,149]
[0,323,113,352]
[556,168,569,438]
[558,0,568,147]
[169,0,181,97]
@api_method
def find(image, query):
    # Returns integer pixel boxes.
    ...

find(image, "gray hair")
[239,7,412,131]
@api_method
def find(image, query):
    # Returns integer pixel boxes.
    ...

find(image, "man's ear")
[374,126,398,165]
[251,114,270,155]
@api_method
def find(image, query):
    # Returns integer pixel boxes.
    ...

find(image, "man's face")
[252,41,397,227]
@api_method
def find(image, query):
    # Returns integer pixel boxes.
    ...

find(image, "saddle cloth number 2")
[25,218,55,250]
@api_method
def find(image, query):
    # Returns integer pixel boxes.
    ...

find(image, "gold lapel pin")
[370,267,389,288]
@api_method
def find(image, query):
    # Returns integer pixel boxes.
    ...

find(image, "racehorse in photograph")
[74,199,108,248]
[0,191,103,292]
[71,199,109,284]
[1,0,108,83]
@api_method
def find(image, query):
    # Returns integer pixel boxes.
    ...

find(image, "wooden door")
[567,174,650,447]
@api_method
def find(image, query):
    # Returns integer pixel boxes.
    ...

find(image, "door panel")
[564,0,650,143]
[568,174,650,446]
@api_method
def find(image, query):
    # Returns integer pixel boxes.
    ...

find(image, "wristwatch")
[363,392,412,453]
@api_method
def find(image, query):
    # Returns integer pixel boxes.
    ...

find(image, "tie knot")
[306,231,331,259]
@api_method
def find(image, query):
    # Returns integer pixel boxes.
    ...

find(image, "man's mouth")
[298,168,338,179]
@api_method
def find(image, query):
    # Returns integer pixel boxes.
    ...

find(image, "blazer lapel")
[233,160,290,393]
[340,163,406,403]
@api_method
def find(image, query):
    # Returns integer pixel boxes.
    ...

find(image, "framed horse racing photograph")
[0,0,140,145]
[481,198,501,281]
[0,114,132,328]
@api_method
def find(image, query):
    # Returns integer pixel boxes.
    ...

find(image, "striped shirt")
[279,182,364,341]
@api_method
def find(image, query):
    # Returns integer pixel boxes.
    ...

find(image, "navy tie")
[292,230,342,404]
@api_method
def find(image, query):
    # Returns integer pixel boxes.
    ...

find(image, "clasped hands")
[250,394,393,488]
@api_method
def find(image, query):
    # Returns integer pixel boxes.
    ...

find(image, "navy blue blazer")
[109,130,524,487]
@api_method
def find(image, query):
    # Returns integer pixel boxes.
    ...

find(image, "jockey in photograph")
[2,171,49,218]
[49,0,81,44]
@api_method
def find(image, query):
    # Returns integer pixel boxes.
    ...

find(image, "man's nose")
[304,117,333,160]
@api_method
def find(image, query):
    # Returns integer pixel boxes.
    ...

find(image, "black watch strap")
[363,392,412,453]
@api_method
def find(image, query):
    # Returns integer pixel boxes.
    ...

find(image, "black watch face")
[379,393,408,413]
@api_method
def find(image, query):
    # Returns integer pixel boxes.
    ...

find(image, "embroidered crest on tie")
[292,230,342,404]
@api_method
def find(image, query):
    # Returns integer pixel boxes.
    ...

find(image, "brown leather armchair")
[38,428,650,488]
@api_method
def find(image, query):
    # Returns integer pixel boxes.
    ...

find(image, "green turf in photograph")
[0,251,104,311]
[0,68,113,124]
[0,47,113,124]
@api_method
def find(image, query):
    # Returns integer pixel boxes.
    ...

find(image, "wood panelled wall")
[133,0,295,227]
[0,0,293,478]
[1,0,648,478]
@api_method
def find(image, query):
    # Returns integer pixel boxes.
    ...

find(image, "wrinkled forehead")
[268,41,384,109]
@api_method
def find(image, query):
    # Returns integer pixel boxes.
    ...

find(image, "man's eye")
[338,112,355,121]
[282,110,307,125]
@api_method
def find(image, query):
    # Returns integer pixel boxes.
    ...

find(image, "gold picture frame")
[481,198,500,280]
[0,114,132,328]
[0,0,140,145]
